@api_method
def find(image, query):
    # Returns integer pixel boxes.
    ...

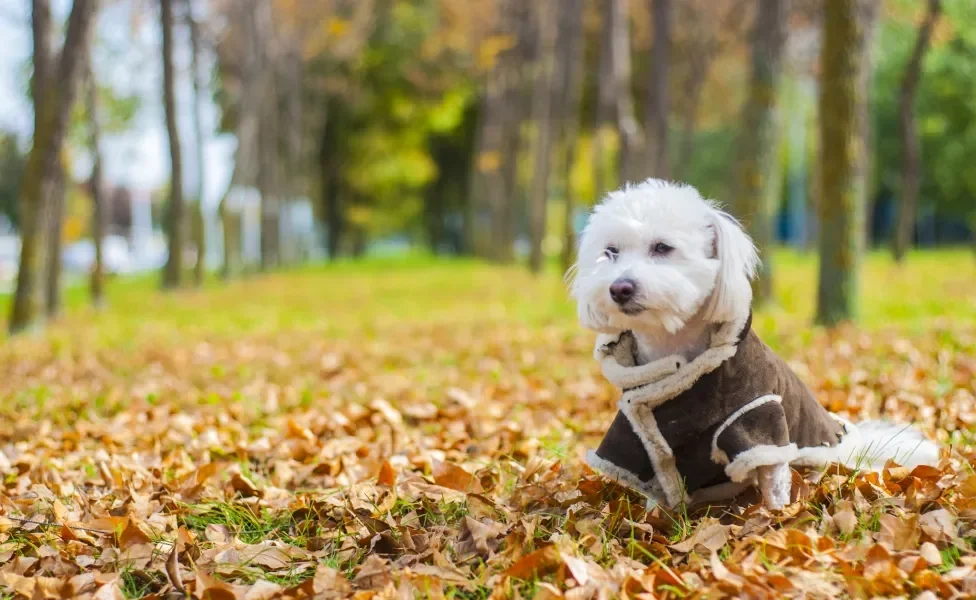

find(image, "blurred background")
[0,0,974,334]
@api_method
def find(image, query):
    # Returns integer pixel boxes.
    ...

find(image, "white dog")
[571,179,939,510]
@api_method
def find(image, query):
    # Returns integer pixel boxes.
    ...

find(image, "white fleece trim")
[725,443,799,483]
[594,310,749,410]
[601,353,687,390]
[710,394,783,464]
[619,403,689,507]
[618,344,737,410]
[585,450,665,504]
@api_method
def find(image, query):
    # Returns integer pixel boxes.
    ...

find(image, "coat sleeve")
[710,395,799,483]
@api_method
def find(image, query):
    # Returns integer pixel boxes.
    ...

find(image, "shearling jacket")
[586,312,853,508]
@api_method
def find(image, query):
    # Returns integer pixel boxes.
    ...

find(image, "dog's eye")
[604,245,619,261]
[650,242,674,256]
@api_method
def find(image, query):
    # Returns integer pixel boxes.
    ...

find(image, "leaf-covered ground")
[1,251,975,599]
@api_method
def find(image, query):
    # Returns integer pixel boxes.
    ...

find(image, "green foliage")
[874,0,976,220]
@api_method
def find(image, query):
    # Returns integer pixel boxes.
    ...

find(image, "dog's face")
[570,179,758,336]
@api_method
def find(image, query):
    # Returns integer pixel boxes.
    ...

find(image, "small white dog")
[571,179,938,510]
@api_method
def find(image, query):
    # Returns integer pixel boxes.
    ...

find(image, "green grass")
[178,502,301,545]
[2,248,973,349]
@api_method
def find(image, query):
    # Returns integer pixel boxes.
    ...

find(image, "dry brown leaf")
[377,460,396,487]
[669,521,730,554]
[878,513,920,551]
[503,545,562,579]
[432,461,483,494]
[166,541,185,594]
[920,541,942,565]
[353,554,392,590]
[919,508,957,542]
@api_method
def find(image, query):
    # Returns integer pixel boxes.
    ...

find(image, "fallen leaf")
[433,461,483,493]
[377,460,396,487]
[669,521,730,554]
[503,545,562,579]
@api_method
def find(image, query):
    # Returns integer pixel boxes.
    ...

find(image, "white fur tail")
[836,419,939,471]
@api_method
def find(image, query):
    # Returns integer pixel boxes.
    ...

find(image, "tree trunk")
[318,97,343,260]
[816,0,863,326]
[858,0,880,250]
[86,65,106,307]
[186,0,207,285]
[677,53,712,181]
[471,0,524,262]
[557,0,585,274]
[254,0,279,271]
[892,0,941,263]
[219,0,261,278]
[9,0,96,334]
[646,0,671,179]
[608,0,644,184]
[160,0,184,289]
[732,0,790,306]
[527,0,557,274]
[592,0,616,201]
[45,159,65,318]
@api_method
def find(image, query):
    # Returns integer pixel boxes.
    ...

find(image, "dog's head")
[569,179,758,336]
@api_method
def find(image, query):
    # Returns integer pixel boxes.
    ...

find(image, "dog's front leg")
[757,463,791,509]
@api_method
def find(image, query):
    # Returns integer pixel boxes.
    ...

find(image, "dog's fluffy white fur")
[571,179,939,508]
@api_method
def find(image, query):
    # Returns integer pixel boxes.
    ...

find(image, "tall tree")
[555,0,585,273]
[645,0,671,179]
[217,0,261,276]
[86,62,106,307]
[160,0,185,289]
[471,0,524,262]
[857,0,879,251]
[185,0,207,285]
[255,0,280,270]
[892,0,942,262]
[44,157,65,318]
[527,0,557,274]
[732,0,790,306]
[816,0,863,326]
[673,0,748,179]
[608,0,644,183]
[9,0,97,334]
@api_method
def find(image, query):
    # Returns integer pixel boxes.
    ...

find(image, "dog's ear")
[702,206,759,323]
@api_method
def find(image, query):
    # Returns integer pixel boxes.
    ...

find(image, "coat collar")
[595,311,753,407]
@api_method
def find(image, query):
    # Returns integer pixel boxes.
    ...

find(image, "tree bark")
[9,0,97,334]
[527,0,557,274]
[816,0,863,326]
[254,0,279,271]
[219,0,261,278]
[608,0,644,184]
[45,158,65,318]
[471,0,523,262]
[646,0,671,179]
[858,0,880,251]
[86,65,106,307]
[160,0,185,289]
[186,0,207,285]
[556,0,585,273]
[892,0,941,262]
[676,52,712,180]
[732,0,790,306]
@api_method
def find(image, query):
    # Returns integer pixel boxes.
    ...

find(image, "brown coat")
[586,312,849,507]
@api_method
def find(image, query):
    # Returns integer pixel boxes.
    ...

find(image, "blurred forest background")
[0,0,974,335]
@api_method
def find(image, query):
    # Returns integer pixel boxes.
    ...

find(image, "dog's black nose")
[609,278,636,304]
